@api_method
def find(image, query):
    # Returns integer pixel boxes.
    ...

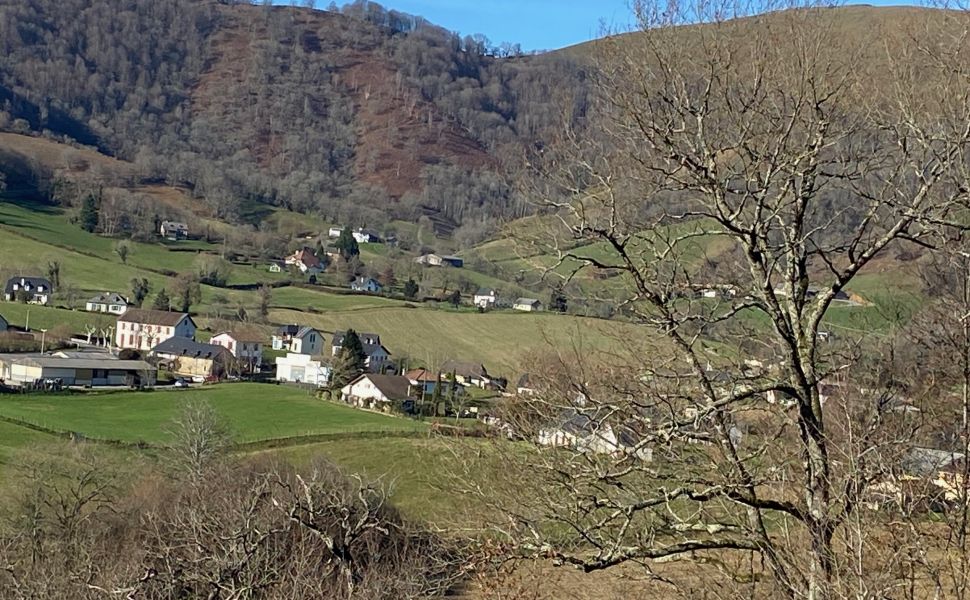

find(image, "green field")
[0,384,426,445]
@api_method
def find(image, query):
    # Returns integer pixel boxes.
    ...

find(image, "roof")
[475,288,496,296]
[118,309,191,327]
[514,297,541,305]
[213,327,266,343]
[161,220,188,228]
[287,248,321,268]
[274,324,318,339]
[151,337,228,359]
[440,360,488,379]
[4,277,53,294]
[441,255,463,262]
[349,374,413,401]
[332,331,381,346]
[405,368,438,382]
[87,292,129,305]
[362,342,390,357]
[901,447,966,477]
[8,355,153,371]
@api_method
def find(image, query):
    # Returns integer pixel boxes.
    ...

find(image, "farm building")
[0,353,156,388]
[160,221,188,240]
[275,352,332,386]
[85,292,130,315]
[116,309,196,351]
[151,337,230,379]
[4,277,53,305]
[513,298,543,312]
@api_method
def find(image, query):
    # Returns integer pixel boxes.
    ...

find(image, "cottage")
[85,292,130,315]
[116,309,196,351]
[284,247,324,274]
[151,337,230,379]
[513,298,542,312]
[0,352,156,388]
[160,220,188,240]
[268,260,285,273]
[473,288,497,309]
[328,226,344,238]
[210,328,265,371]
[538,410,653,461]
[352,228,381,244]
[414,254,463,268]
[341,373,415,410]
[350,277,383,293]
[275,352,332,386]
[331,331,390,372]
[440,360,493,389]
[4,277,53,305]
[272,325,323,355]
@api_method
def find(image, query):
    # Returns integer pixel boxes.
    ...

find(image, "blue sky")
[356,0,913,52]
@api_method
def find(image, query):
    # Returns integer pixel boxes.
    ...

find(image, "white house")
[4,277,52,305]
[210,328,265,371]
[160,221,188,240]
[473,288,498,309]
[284,248,323,274]
[272,325,323,355]
[328,226,344,238]
[352,228,381,244]
[116,309,196,351]
[350,277,383,293]
[538,410,652,462]
[340,373,414,410]
[513,297,542,312]
[85,292,130,315]
[275,352,332,386]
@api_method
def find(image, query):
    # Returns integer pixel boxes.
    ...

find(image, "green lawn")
[269,286,402,311]
[0,419,58,465]
[0,384,426,445]
[0,303,117,332]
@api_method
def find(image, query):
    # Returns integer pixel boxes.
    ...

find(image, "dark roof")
[118,309,191,327]
[441,360,488,379]
[901,447,966,477]
[475,288,496,296]
[151,337,228,360]
[332,331,381,347]
[362,342,390,357]
[88,292,129,305]
[4,277,53,295]
[348,374,413,401]
[275,324,318,339]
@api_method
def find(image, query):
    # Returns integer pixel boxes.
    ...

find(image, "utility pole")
[40,328,48,354]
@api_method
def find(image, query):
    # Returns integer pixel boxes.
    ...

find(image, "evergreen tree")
[335,226,359,259]
[80,194,99,233]
[550,288,568,313]
[130,278,151,307]
[152,289,171,311]
[449,289,461,308]
[403,278,419,300]
[340,329,367,372]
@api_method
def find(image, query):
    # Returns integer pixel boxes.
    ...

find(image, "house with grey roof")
[513,297,543,312]
[4,277,53,305]
[340,373,415,410]
[116,309,195,351]
[331,331,390,372]
[85,292,130,315]
[151,337,231,379]
[272,324,323,355]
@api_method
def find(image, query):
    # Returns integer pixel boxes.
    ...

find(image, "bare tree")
[453,1,970,598]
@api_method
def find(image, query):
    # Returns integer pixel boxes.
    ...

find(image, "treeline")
[0,0,589,230]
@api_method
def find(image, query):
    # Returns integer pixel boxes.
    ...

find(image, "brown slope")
[190,5,493,200]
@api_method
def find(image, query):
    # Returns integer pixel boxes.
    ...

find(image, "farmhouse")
[272,324,323,355]
[151,337,230,379]
[116,309,196,351]
[275,352,332,386]
[85,292,130,315]
[332,331,390,372]
[341,373,415,410]
[4,277,53,305]
[513,297,543,312]
[414,253,463,268]
[440,360,494,389]
[0,352,156,388]
[350,277,383,293]
[538,409,653,461]
[284,247,324,274]
[160,220,188,240]
[210,328,265,371]
[473,288,497,309]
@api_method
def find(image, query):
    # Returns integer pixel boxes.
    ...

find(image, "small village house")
[160,220,188,240]
[332,331,390,372]
[116,309,196,351]
[85,292,130,315]
[341,373,415,411]
[275,352,332,386]
[284,247,324,275]
[0,352,156,388]
[414,254,463,268]
[350,277,383,293]
[210,328,265,371]
[328,226,344,238]
[473,288,497,309]
[538,410,653,462]
[267,260,285,273]
[4,277,53,305]
[272,325,323,355]
[151,337,230,379]
[513,297,543,312]
[440,360,494,389]
[352,228,381,244]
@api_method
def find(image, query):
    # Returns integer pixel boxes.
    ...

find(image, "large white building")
[272,325,323,355]
[85,292,130,315]
[275,353,332,386]
[116,309,196,351]
[211,329,265,371]
[340,373,414,410]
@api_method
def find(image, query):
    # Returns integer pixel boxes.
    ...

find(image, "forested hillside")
[0,0,588,235]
